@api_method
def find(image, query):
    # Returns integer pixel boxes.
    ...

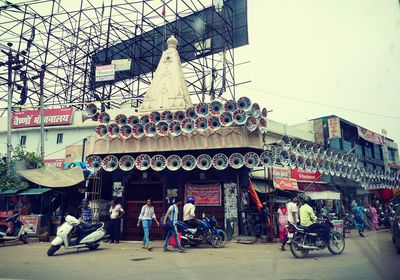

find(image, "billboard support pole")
[39,66,45,162]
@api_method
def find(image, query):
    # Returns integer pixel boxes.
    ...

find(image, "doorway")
[123,181,164,240]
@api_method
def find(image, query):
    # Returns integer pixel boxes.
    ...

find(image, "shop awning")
[17,166,84,188]
[297,182,341,200]
[0,189,20,196]
[307,191,341,200]
[18,188,51,196]
[252,180,273,193]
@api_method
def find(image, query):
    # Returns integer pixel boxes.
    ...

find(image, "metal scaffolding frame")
[0,0,241,112]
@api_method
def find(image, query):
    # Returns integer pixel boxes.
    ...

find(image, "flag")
[248,179,263,213]
[161,0,166,17]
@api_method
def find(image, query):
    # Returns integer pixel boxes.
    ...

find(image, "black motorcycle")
[288,218,345,258]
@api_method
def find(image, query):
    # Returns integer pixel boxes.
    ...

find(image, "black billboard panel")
[91,0,248,89]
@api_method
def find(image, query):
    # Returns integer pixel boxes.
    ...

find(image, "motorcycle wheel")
[88,243,100,250]
[211,231,227,248]
[290,235,309,258]
[327,231,345,255]
[47,245,61,256]
[20,234,28,244]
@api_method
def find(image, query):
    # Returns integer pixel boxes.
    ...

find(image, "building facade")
[311,115,400,207]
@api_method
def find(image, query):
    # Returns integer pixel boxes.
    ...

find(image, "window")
[56,133,63,144]
[388,148,396,161]
[374,144,382,160]
[355,144,363,156]
[364,146,372,158]
[329,138,341,150]
[20,135,26,146]
[342,140,352,152]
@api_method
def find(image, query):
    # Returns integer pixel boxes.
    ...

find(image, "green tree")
[0,145,43,191]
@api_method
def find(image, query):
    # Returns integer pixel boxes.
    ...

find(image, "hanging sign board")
[95,65,115,81]
[185,183,221,206]
[111,58,132,71]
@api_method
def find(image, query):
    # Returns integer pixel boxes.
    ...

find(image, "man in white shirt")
[183,197,201,232]
[287,197,299,225]
[109,199,124,244]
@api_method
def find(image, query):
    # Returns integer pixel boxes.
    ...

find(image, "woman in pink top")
[371,204,379,230]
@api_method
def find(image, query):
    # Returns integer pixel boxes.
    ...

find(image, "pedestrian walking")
[352,202,365,237]
[370,204,379,230]
[364,202,374,230]
[162,198,184,253]
[277,203,288,251]
[109,199,124,244]
[137,198,160,250]
[287,197,299,225]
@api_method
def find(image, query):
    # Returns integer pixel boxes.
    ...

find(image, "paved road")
[0,229,398,280]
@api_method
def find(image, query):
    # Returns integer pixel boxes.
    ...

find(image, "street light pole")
[39,66,45,162]
[6,43,13,173]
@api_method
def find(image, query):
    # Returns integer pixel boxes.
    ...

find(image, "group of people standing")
[78,197,200,253]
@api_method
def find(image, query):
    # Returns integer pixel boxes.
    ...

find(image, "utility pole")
[39,66,45,161]
[6,43,13,173]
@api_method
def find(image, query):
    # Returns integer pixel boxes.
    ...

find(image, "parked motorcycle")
[378,211,392,229]
[288,218,345,258]
[343,213,354,234]
[0,213,28,245]
[47,215,106,256]
[176,215,227,248]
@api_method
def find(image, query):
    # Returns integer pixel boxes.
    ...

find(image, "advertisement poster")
[328,118,341,139]
[273,166,298,191]
[313,119,325,145]
[357,126,385,145]
[64,145,83,169]
[95,64,115,81]
[111,58,132,71]
[20,215,39,234]
[11,108,73,129]
[113,182,123,197]
[185,183,221,206]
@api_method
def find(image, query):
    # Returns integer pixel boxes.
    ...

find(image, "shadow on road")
[50,247,109,257]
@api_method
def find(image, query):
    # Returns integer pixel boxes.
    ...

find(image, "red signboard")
[184,183,221,206]
[44,159,65,169]
[291,169,322,182]
[273,178,299,191]
[12,108,73,128]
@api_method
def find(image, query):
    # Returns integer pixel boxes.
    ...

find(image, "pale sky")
[236,0,400,143]
[1,0,399,144]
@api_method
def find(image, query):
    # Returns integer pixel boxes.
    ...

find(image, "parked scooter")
[288,218,345,258]
[47,215,105,256]
[176,214,227,248]
[0,213,28,245]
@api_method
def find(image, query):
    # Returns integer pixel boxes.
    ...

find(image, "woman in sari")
[352,202,365,237]
[277,203,288,251]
